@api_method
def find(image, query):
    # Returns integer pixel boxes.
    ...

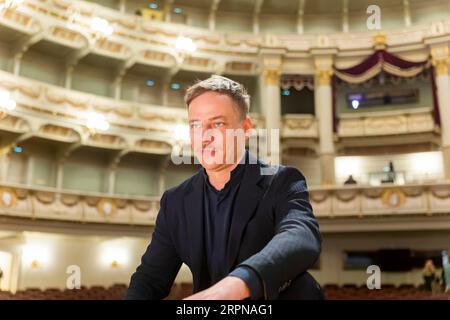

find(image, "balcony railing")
[0,182,160,225]
[310,182,450,218]
[1,182,449,227]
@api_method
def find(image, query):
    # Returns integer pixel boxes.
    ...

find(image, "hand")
[183,276,250,300]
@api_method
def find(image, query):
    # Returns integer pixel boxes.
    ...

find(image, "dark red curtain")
[331,50,439,133]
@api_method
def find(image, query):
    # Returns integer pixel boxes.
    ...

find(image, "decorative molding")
[432,57,450,75]
[0,188,17,208]
[310,183,450,218]
[97,198,117,217]
[315,69,333,86]
[134,139,172,154]
[87,133,127,149]
[282,115,318,139]
[382,188,406,208]
[0,182,449,228]
[314,57,334,86]
[430,46,449,75]
[373,32,387,50]
[4,0,448,59]
[338,108,435,137]
[263,69,280,86]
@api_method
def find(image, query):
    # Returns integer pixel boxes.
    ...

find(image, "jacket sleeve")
[125,191,182,300]
[235,166,322,300]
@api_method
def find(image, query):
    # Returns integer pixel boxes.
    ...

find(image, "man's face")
[188,91,252,171]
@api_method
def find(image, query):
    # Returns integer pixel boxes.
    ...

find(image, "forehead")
[188,91,239,120]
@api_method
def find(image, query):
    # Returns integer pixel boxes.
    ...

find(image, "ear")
[243,116,253,138]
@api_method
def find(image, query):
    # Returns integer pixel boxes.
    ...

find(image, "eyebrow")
[189,116,227,123]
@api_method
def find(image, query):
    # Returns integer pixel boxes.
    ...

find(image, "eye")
[190,122,201,130]
[213,122,225,128]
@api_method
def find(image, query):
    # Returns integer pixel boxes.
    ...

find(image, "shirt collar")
[202,150,247,194]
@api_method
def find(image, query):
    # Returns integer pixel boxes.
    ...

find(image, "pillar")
[260,55,282,165]
[314,56,336,185]
[431,46,450,181]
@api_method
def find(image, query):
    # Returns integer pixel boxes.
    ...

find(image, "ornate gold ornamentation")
[432,58,450,75]
[373,32,387,50]
[0,187,17,208]
[402,187,423,197]
[263,69,280,86]
[431,189,450,199]
[97,199,117,217]
[315,70,333,86]
[310,192,329,203]
[363,189,384,199]
[335,191,358,202]
[19,85,41,99]
[60,194,80,207]
[35,191,55,204]
[133,200,152,212]
[382,189,406,208]
[284,118,313,130]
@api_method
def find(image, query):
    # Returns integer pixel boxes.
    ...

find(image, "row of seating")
[0,284,128,300]
[323,284,450,300]
[1,283,448,300]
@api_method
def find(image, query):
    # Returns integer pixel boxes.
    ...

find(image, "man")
[125,75,323,300]
[442,250,450,292]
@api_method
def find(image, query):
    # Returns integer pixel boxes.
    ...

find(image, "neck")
[205,150,246,191]
[206,162,239,191]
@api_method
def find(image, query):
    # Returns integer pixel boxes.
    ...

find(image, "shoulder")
[260,163,309,196]
[275,165,307,182]
[247,152,308,190]
[161,169,202,202]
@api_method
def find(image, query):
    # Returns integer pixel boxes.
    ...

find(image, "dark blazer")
[126,153,323,300]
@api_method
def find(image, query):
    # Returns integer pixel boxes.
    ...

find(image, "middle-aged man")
[126,75,323,300]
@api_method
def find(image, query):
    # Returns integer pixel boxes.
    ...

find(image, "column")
[158,157,168,196]
[342,0,349,33]
[431,46,450,181]
[296,0,305,34]
[314,56,336,185]
[252,0,264,34]
[164,0,174,22]
[162,79,169,106]
[26,156,34,185]
[56,160,64,190]
[0,152,9,182]
[403,0,412,27]
[13,53,22,76]
[260,55,282,165]
[208,0,220,31]
[65,66,74,89]
[114,77,122,100]
[108,168,116,194]
[119,0,126,13]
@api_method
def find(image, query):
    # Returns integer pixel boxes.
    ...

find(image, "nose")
[202,133,214,147]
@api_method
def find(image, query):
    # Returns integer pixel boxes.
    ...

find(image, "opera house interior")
[0,0,450,300]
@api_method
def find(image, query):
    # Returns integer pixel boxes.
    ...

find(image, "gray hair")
[184,75,250,119]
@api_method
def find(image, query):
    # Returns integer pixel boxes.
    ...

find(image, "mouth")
[200,147,218,157]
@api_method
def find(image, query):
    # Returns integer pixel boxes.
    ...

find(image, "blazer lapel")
[226,156,266,271]
[183,173,210,290]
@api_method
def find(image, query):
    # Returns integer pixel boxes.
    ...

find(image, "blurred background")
[0,0,450,300]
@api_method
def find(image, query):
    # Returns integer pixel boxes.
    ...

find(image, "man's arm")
[233,166,322,300]
[125,192,182,300]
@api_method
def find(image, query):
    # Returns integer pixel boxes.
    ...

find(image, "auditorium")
[0,0,450,300]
